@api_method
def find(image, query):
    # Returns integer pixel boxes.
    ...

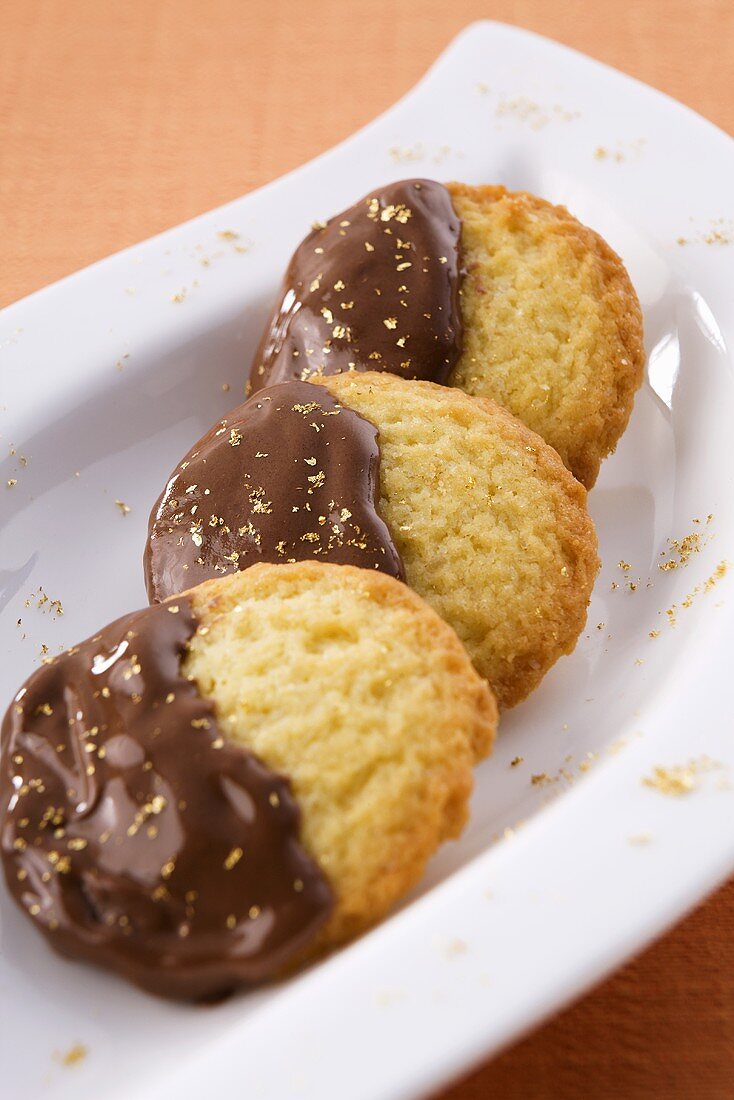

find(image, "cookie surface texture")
[185,561,497,949]
[315,372,599,707]
[448,183,645,488]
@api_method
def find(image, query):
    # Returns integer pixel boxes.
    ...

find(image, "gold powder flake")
[389,143,427,165]
[224,846,243,870]
[629,833,652,846]
[618,560,631,572]
[578,754,596,773]
[510,756,524,767]
[238,521,261,545]
[229,428,242,447]
[115,500,131,516]
[170,289,187,304]
[217,230,239,241]
[495,96,580,130]
[380,203,412,224]
[383,317,397,330]
[443,938,468,958]
[643,764,697,796]
[249,486,273,514]
[160,858,176,879]
[705,560,728,590]
[659,560,728,627]
[60,1043,88,1067]
[658,531,703,571]
[7,478,17,488]
[676,218,734,246]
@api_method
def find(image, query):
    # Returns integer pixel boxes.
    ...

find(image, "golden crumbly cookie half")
[186,562,497,953]
[1,562,495,1000]
[448,183,645,487]
[314,372,600,708]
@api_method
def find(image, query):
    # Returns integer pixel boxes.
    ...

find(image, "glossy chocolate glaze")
[0,598,333,1000]
[250,179,462,392]
[145,379,404,603]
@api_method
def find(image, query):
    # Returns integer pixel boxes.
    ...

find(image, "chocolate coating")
[0,598,332,1000]
[145,380,404,603]
[250,179,462,392]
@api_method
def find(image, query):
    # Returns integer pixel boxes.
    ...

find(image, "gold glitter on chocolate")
[0,599,332,1000]
[250,180,462,392]
[144,380,404,602]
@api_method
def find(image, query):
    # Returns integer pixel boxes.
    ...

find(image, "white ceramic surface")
[1,21,733,1100]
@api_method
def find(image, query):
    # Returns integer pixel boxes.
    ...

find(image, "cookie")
[314,372,599,708]
[1,562,496,999]
[250,178,644,487]
[447,183,645,487]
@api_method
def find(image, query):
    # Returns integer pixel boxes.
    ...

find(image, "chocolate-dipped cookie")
[145,373,599,708]
[1,562,496,999]
[251,179,645,488]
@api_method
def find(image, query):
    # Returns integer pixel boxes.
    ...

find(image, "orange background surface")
[2,2,733,1097]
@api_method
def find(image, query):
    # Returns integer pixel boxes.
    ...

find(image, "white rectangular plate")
[1,21,733,1100]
